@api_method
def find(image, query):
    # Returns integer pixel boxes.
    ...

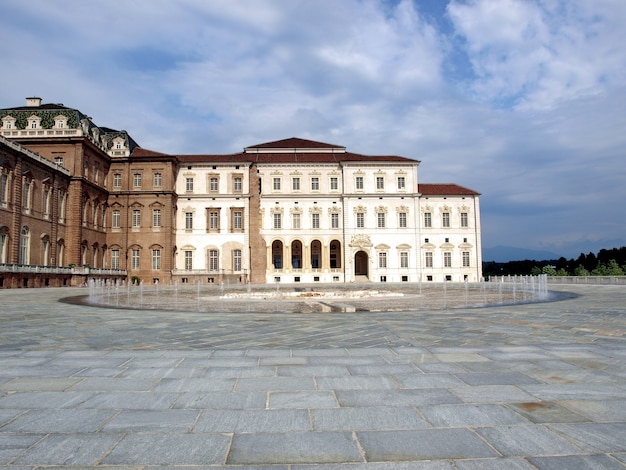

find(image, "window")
[425,252,433,268]
[111,249,120,269]
[331,213,339,229]
[232,210,243,231]
[153,172,162,188]
[54,156,64,166]
[152,209,161,228]
[292,177,300,191]
[0,174,7,206]
[273,177,281,191]
[397,176,406,190]
[185,177,194,192]
[330,177,338,190]
[208,209,219,232]
[400,251,409,268]
[131,249,140,270]
[311,177,319,191]
[442,212,450,228]
[133,173,142,188]
[356,212,364,228]
[112,210,121,229]
[444,252,452,267]
[209,177,219,192]
[377,212,385,228]
[399,212,407,228]
[233,176,242,192]
[23,180,31,210]
[185,212,193,230]
[356,176,364,190]
[113,173,121,189]
[463,251,470,267]
[19,226,30,264]
[42,189,51,218]
[233,249,242,272]
[378,252,387,268]
[208,249,219,271]
[273,213,282,229]
[152,249,161,270]
[376,176,385,190]
[424,212,432,228]
[184,251,193,270]
[461,212,468,227]
[312,213,320,229]
[292,212,301,229]
[132,209,141,228]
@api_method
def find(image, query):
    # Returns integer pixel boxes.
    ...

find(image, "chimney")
[26,97,42,107]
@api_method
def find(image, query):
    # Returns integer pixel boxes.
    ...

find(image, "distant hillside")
[483,245,561,263]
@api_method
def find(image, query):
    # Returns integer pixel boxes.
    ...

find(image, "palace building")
[1,98,482,287]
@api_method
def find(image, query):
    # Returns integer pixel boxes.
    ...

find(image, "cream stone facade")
[1,98,482,287]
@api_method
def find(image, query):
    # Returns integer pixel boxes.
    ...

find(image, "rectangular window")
[113,173,121,188]
[232,210,243,231]
[397,176,406,190]
[376,176,385,190]
[461,212,468,227]
[208,210,219,231]
[153,172,162,188]
[233,249,242,272]
[233,176,242,192]
[0,174,8,204]
[209,177,219,192]
[111,249,120,270]
[23,180,31,209]
[443,212,450,228]
[444,251,452,267]
[152,209,161,228]
[131,249,140,270]
[400,251,409,268]
[185,212,193,230]
[132,209,141,228]
[273,213,282,229]
[292,177,300,191]
[292,212,301,229]
[356,212,364,228]
[185,177,194,192]
[184,251,193,270]
[311,177,320,191]
[209,249,219,271]
[330,177,338,190]
[133,173,142,188]
[377,212,385,228]
[378,252,387,268]
[425,252,433,268]
[399,212,407,228]
[356,176,364,190]
[273,177,281,191]
[152,249,161,270]
[424,212,432,228]
[112,210,121,228]
[331,213,339,229]
[54,156,63,166]
[43,188,50,217]
[312,213,320,229]
[463,251,470,267]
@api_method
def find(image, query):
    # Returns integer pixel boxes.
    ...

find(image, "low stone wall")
[547,276,626,285]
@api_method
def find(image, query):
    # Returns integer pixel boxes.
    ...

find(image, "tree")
[574,265,590,276]
[542,265,557,276]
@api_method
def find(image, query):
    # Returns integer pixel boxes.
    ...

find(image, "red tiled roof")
[246,137,344,149]
[419,183,480,196]
[177,153,247,163]
[131,147,170,157]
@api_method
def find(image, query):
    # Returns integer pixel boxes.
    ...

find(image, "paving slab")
[0,284,624,467]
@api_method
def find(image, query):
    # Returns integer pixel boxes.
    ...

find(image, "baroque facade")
[1,97,482,287]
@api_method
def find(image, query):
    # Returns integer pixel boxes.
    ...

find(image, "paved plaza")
[0,284,625,468]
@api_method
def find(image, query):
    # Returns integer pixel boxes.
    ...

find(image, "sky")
[1,0,625,261]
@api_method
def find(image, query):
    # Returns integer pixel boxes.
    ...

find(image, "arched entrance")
[291,240,302,270]
[272,240,283,270]
[310,240,322,270]
[354,250,368,277]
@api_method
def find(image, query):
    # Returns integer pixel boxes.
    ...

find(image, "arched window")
[19,226,30,264]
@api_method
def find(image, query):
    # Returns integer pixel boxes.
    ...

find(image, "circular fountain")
[86,275,552,313]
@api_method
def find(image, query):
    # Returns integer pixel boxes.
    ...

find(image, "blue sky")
[1,0,625,260]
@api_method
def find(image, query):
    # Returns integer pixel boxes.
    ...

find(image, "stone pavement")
[0,284,624,469]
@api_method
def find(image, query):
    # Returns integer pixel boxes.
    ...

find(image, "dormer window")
[1,116,15,130]
[54,115,68,129]
[27,115,41,129]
